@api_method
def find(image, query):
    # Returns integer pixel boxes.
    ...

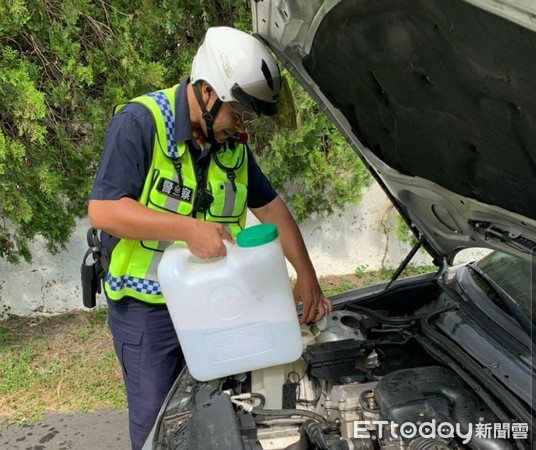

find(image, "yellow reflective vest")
[105,85,249,304]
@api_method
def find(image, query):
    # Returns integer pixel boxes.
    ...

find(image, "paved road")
[0,409,130,450]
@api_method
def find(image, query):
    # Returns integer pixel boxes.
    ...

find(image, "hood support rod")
[383,236,424,291]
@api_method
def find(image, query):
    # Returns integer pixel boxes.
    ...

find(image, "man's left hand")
[293,276,332,324]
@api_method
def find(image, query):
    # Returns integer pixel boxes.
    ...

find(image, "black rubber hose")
[358,389,379,413]
[284,419,374,450]
[329,442,351,450]
[250,392,265,409]
[302,420,330,449]
[346,304,425,324]
[329,439,374,450]
[251,407,327,423]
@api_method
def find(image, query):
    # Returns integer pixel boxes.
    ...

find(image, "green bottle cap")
[236,223,279,248]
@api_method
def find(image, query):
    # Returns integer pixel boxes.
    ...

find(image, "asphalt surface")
[0,409,130,450]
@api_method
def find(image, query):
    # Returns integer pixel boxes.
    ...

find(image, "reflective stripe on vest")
[105,84,248,304]
[105,273,162,296]
[146,92,179,159]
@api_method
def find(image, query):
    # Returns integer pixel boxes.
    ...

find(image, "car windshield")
[471,251,535,326]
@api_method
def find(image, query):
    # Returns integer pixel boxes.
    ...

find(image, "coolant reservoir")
[158,223,302,381]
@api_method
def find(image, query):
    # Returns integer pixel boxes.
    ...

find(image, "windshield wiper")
[467,263,535,339]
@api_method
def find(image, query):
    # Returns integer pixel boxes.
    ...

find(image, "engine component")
[193,394,257,449]
[165,389,262,450]
[312,311,371,343]
[408,437,451,450]
[250,357,309,410]
[285,420,375,450]
[375,366,512,450]
[282,380,299,409]
[238,412,258,441]
[303,338,377,381]
[326,381,380,438]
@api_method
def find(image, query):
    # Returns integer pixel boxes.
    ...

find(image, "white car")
[144,1,535,448]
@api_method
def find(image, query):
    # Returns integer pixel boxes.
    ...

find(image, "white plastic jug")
[157,223,302,381]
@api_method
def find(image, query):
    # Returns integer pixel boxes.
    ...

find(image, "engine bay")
[151,290,521,450]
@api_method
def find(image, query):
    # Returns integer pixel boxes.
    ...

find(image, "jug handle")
[185,240,235,261]
[222,239,237,257]
[171,240,236,264]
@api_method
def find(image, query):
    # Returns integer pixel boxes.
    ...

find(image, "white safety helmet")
[191,27,281,117]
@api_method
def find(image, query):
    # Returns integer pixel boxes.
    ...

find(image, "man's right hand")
[185,220,234,259]
[89,198,234,258]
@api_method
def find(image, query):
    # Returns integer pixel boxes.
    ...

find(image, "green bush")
[395,212,419,247]
[0,0,165,262]
[0,1,369,262]
[252,76,371,221]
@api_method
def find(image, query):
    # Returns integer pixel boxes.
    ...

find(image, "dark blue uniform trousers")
[107,296,185,450]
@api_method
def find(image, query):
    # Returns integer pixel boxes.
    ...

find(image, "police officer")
[88,26,332,449]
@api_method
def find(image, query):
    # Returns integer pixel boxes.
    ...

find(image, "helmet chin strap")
[193,83,223,144]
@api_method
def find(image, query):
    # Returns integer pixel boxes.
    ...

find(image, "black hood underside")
[303,0,536,221]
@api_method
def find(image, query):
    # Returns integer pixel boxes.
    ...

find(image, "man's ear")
[202,82,214,102]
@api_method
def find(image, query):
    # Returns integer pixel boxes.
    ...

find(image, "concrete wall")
[0,183,482,317]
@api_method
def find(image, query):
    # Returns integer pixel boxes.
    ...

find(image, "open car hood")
[252,0,536,263]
